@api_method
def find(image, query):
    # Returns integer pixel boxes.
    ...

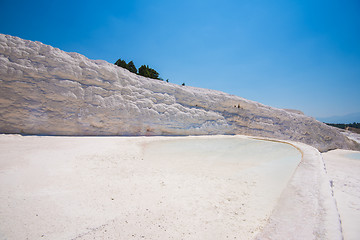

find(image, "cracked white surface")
[323,149,360,240]
[255,139,342,240]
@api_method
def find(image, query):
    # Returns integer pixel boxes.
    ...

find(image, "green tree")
[138,65,150,78]
[115,58,164,80]
[115,59,127,69]
[148,67,159,79]
[138,65,160,80]
[127,61,137,74]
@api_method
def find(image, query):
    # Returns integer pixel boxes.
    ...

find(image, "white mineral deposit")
[0,34,358,152]
[0,134,342,239]
[1,34,360,240]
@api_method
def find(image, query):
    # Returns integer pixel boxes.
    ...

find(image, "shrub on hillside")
[138,65,160,80]
[127,61,137,74]
[115,59,128,69]
[115,59,137,74]
[114,58,165,81]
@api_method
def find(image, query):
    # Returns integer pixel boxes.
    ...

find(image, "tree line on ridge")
[115,58,161,80]
[115,58,187,86]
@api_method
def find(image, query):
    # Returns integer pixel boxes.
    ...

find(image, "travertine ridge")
[0,34,358,152]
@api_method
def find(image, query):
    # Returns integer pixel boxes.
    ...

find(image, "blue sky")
[1,0,359,121]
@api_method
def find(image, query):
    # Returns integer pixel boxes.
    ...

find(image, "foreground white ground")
[0,134,341,239]
[323,149,360,240]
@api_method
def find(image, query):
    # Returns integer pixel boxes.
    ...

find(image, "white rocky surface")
[323,149,360,240]
[0,34,358,152]
[342,129,360,144]
[0,134,343,239]
[255,139,342,240]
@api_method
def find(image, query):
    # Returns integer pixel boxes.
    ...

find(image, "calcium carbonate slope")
[0,34,358,152]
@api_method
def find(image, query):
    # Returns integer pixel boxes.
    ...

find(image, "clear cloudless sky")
[1,0,359,120]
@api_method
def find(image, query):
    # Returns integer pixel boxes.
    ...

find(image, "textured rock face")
[0,34,358,152]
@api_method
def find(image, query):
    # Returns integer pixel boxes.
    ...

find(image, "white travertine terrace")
[0,134,343,239]
[0,34,359,152]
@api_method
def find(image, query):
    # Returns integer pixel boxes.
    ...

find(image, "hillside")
[0,34,358,152]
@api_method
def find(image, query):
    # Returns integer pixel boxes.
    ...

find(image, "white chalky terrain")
[322,144,360,240]
[0,134,343,239]
[0,33,359,152]
[1,34,360,239]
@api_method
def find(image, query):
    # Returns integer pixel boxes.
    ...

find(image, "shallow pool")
[0,135,302,239]
[346,152,360,160]
[143,136,301,237]
[144,136,301,184]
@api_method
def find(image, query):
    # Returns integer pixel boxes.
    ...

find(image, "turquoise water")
[346,152,360,160]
